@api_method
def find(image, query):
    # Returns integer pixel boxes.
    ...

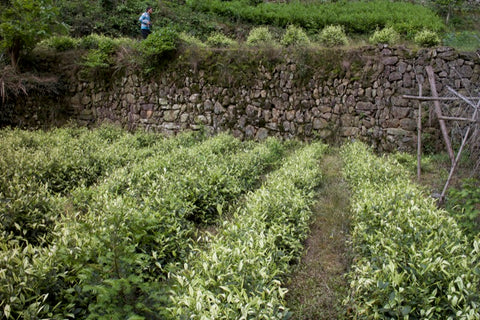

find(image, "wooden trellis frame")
[403,65,480,205]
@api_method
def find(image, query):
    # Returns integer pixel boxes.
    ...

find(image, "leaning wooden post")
[425,66,455,165]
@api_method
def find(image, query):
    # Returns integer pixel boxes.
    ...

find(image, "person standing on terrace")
[139,6,153,39]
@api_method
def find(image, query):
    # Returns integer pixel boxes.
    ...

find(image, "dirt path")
[285,153,351,319]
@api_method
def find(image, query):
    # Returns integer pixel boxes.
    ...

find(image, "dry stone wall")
[4,45,480,152]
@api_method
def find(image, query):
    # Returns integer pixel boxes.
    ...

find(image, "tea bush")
[246,26,275,46]
[37,35,79,51]
[318,25,348,47]
[369,26,401,45]
[169,142,327,318]
[0,130,292,319]
[341,142,480,319]
[414,29,441,47]
[281,25,310,47]
[81,35,134,70]
[446,178,480,238]
[179,32,206,47]
[0,125,195,245]
[206,32,237,47]
[186,0,444,35]
[139,26,179,70]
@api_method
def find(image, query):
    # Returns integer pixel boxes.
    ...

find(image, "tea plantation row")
[0,126,328,319]
[2,126,478,319]
[341,142,480,319]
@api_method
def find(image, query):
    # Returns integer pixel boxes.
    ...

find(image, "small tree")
[433,0,464,25]
[0,0,64,70]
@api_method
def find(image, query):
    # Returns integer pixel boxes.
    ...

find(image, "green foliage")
[341,141,480,319]
[186,0,445,36]
[0,128,296,318]
[37,35,79,51]
[432,0,464,24]
[281,25,310,47]
[446,178,480,237]
[58,0,149,37]
[205,32,237,47]
[319,25,348,47]
[443,31,480,51]
[169,142,327,318]
[414,29,441,47]
[80,34,134,70]
[0,125,168,245]
[246,26,275,46]
[0,238,66,320]
[369,26,401,45]
[179,32,206,48]
[139,26,179,70]
[0,0,65,68]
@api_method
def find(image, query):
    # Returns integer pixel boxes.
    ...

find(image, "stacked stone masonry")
[5,46,480,152]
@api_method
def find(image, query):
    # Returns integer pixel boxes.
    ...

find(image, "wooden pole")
[426,66,455,165]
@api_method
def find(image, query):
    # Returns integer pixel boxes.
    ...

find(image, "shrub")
[319,25,348,47]
[446,178,480,237]
[38,35,79,51]
[79,34,110,50]
[169,143,327,318]
[79,35,134,72]
[369,27,401,45]
[281,25,310,47]
[186,0,444,36]
[341,141,480,319]
[139,27,179,70]
[206,32,237,47]
[179,32,206,47]
[414,29,441,47]
[246,26,274,46]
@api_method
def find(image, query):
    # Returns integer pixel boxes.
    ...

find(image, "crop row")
[186,0,444,35]
[0,125,203,245]
[169,142,328,319]
[340,142,480,319]
[0,129,292,319]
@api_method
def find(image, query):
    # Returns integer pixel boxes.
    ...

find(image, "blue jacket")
[139,12,151,30]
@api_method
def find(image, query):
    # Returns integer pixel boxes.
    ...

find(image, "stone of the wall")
[3,46,479,152]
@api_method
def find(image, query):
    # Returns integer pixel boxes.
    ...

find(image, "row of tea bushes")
[340,142,480,319]
[0,132,290,319]
[0,125,203,245]
[169,142,328,319]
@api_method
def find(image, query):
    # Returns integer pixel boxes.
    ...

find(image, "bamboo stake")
[426,66,455,165]
[439,99,480,204]
[446,86,480,110]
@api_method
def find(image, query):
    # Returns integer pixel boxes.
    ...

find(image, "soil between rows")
[285,153,351,319]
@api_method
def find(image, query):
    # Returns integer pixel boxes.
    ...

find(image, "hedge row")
[187,0,445,35]
[0,125,201,245]
[169,142,328,319]
[0,131,290,319]
[340,141,480,319]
